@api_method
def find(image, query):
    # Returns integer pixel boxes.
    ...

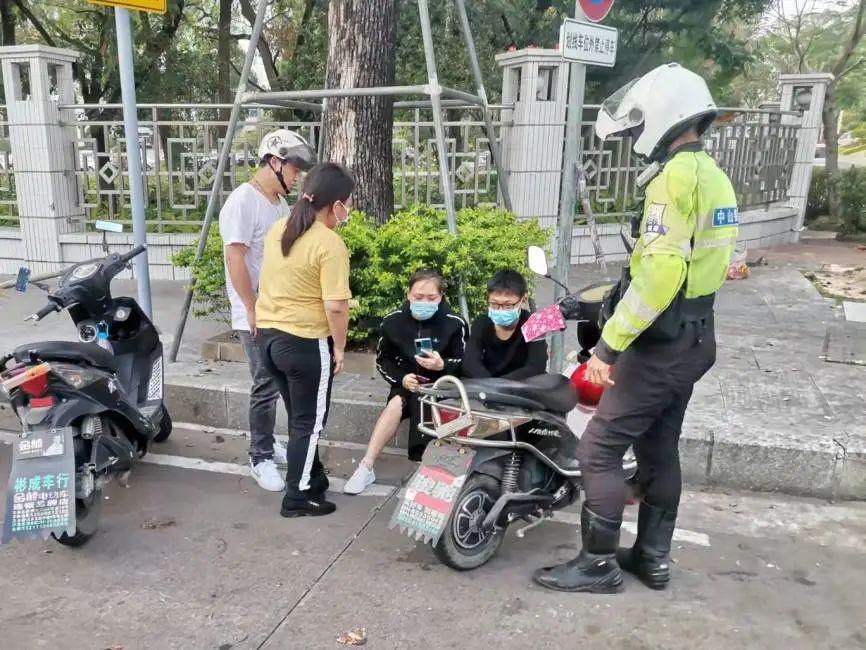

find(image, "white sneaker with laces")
[273,440,288,466]
[343,462,376,495]
[250,459,286,492]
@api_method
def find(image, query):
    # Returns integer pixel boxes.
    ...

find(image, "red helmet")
[570,362,605,407]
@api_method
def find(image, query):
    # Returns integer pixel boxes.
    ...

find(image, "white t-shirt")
[219,182,288,331]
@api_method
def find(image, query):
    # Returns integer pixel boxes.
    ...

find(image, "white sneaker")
[273,440,288,467]
[343,463,376,495]
[250,459,286,492]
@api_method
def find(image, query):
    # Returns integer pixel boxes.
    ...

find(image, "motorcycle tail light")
[437,406,474,437]
[21,374,48,398]
[2,362,51,397]
[51,363,99,390]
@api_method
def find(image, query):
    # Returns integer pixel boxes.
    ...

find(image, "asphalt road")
[1,426,864,650]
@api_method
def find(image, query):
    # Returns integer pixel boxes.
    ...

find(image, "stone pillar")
[495,49,568,230]
[0,45,82,273]
[779,72,833,243]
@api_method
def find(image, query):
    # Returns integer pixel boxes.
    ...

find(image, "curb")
[162,376,865,501]
[1,370,861,501]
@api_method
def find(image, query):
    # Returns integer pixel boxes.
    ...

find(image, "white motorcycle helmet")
[595,63,717,163]
[257,129,316,171]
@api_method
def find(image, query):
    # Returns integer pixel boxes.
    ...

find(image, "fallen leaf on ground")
[141,518,176,530]
[336,628,367,646]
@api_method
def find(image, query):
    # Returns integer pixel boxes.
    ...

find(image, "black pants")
[579,316,716,521]
[259,329,334,500]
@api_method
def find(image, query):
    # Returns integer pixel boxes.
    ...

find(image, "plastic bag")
[726,244,749,280]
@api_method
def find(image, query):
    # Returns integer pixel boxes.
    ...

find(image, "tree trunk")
[0,0,16,46]
[324,0,396,224]
[217,0,232,111]
[823,82,842,220]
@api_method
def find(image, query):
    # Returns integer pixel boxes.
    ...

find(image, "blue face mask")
[489,308,521,328]
[410,301,439,321]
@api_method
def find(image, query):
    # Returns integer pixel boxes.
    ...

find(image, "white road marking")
[136,453,398,498]
[551,511,711,547]
[173,421,406,457]
[1,430,396,499]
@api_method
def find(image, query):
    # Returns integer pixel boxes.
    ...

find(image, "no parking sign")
[579,0,615,23]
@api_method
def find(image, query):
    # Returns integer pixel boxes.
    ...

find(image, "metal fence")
[0,106,16,226]
[0,103,800,233]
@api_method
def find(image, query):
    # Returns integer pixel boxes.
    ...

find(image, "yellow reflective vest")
[597,143,738,362]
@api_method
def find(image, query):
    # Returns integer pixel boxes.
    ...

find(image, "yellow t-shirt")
[256,219,352,339]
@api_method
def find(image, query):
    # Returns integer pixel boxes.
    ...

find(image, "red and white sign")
[579,0,615,23]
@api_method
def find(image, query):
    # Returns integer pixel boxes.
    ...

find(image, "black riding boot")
[533,504,624,593]
[617,500,677,590]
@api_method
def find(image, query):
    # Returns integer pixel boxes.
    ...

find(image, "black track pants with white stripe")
[259,329,334,499]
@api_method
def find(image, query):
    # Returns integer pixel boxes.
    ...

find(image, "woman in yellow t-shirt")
[257,162,355,518]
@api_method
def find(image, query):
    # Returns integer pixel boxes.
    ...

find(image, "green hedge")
[806,168,829,221]
[839,166,866,235]
[173,205,549,344]
[806,167,866,235]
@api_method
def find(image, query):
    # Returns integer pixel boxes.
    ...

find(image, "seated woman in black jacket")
[463,270,548,380]
[343,269,468,495]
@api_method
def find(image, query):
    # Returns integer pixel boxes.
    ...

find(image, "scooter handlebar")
[118,244,146,265]
[27,301,60,322]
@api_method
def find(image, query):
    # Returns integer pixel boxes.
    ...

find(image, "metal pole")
[417,0,469,322]
[115,8,152,319]
[242,85,430,103]
[550,2,587,374]
[169,0,270,362]
[318,98,328,160]
[453,0,513,213]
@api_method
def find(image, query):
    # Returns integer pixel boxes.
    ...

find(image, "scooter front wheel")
[52,489,103,548]
[433,474,505,571]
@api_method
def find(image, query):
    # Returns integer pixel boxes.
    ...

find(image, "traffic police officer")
[534,63,739,593]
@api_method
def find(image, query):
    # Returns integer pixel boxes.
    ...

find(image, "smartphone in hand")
[414,337,433,357]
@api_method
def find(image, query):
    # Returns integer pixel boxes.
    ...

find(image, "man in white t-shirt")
[219,129,316,492]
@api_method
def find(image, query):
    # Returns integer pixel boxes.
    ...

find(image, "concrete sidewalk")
[2,247,865,499]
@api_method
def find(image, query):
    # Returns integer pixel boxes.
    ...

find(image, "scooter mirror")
[527,246,549,277]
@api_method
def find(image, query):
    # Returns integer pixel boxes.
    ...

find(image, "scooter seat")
[14,341,118,373]
[460,374,579,414]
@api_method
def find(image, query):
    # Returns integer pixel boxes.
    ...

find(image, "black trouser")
[259,329,334,500]
[579,316,716,521]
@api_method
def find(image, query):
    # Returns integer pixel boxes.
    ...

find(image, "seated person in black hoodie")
[343,269,468,495]
[463,270,548,380]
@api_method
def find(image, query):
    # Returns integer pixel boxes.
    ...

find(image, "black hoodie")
[375,300,468,386]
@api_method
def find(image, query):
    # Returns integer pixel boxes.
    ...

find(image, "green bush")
[806,168,829,222]
[172,206,549,344]
[839,166,866,236]
[172,226,231,324]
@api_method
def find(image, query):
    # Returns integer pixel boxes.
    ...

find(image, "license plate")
[1,427,77,544]
[389,443,474,546]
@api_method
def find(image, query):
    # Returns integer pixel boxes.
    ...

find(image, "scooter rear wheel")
[153,406,172,443]
[53,489,103,548]
[433,474,505,571]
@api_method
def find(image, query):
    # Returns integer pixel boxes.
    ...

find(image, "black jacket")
[462,310,548,380]
[375,300,468,386]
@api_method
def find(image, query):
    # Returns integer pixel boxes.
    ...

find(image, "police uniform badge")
[643,203,668,244]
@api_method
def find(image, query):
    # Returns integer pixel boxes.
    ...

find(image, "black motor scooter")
[1,245,171,547]
[388,247,636,571]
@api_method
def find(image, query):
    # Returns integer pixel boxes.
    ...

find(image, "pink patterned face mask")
[521,304,566,343]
